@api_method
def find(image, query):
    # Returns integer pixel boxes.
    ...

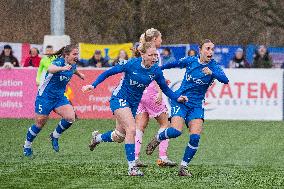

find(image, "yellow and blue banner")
[79,43,133,64]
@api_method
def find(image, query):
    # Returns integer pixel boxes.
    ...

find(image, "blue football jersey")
[38,57,77,99]
[161,56,229,108]
[92,57,179,107]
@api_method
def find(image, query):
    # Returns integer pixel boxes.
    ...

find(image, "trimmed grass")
[0,119,284,188]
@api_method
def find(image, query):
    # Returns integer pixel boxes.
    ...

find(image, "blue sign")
[159,44,189,61]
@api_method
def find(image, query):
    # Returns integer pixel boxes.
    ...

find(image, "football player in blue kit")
[146,39,229,176]
[23,44,85,157]
[82,42,188,176]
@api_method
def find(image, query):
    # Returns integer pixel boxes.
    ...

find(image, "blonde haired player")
[83,42,187,176]
[134,28,177,167]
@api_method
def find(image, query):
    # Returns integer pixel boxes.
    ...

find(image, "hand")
[177,95,188,103]
[96,62,102,68]
[202,67,212,75]
[79,73,85,80]
[166,79,171,85]
[155,93,163,105]
[62,65,72,71]
[82,85,94,93]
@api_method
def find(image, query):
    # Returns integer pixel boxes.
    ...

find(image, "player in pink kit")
[135,28,177,167]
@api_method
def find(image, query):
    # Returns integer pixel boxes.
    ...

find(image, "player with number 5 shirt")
[23,45,85,157]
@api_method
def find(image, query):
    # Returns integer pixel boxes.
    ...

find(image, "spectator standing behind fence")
[187,49,196,57]
[87,50,109,68]
[161,48,176,65]
[252,45,272,68]
[228,48,250,68]
[111,50,129,66]
[23,47,41,67]
[0,44,19,68]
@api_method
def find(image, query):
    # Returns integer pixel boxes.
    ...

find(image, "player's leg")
[115,107,143,176]
[23,97,51,156]
[155,112,177,167]
[89,98,128,150]
[89,119,126,151]
[146,103,186,155]
[51,101,76,152]
[135,111,149,167]
[179,108,204,176]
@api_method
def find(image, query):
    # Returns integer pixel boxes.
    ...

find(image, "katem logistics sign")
[163,69,283,120]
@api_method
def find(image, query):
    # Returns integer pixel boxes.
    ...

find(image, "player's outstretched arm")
[48,64,72,73]
[74,70,85,80]
[160,57,190,70]
[82,64,125,93]
[213,66,229,84]
[155,70,188,103]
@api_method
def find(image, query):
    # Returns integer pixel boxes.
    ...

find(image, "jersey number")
[38,104,43,113]
[172,106,180,115]
[119,99,127,107]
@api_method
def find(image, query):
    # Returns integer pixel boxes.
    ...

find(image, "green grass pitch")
[0,119,284,188]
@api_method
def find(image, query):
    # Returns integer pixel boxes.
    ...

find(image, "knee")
[126,125,136,135]
[111,129,125,143]
[35,117,47,127]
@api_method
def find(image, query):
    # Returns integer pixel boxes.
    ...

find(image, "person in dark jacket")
[252,45,272,68]
[0,44,19,67]
[228,48,250,68]
[87,50,109,67]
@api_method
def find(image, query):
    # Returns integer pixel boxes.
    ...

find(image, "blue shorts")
[35,95,70,115]
[110,97,138,117]
[170,100,204,126]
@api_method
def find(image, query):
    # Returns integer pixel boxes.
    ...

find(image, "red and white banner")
[68,69,122,119]
[163,68,283,120]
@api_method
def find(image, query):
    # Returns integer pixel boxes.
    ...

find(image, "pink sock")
[135,129,143,160]
[159,139,169,159]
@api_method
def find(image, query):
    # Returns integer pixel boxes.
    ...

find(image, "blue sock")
[125,144,135,161]
[53,119,73,138]
[158,127,182,141]
[101,131,114,142]
[181,134,200,166]
[24,124,41,148]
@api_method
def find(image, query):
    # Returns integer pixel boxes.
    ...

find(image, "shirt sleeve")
[160,57,191,70]
[212,64,229,84]
[91,61,127,88]
[52,59,64,66]
[154,68,179,102]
